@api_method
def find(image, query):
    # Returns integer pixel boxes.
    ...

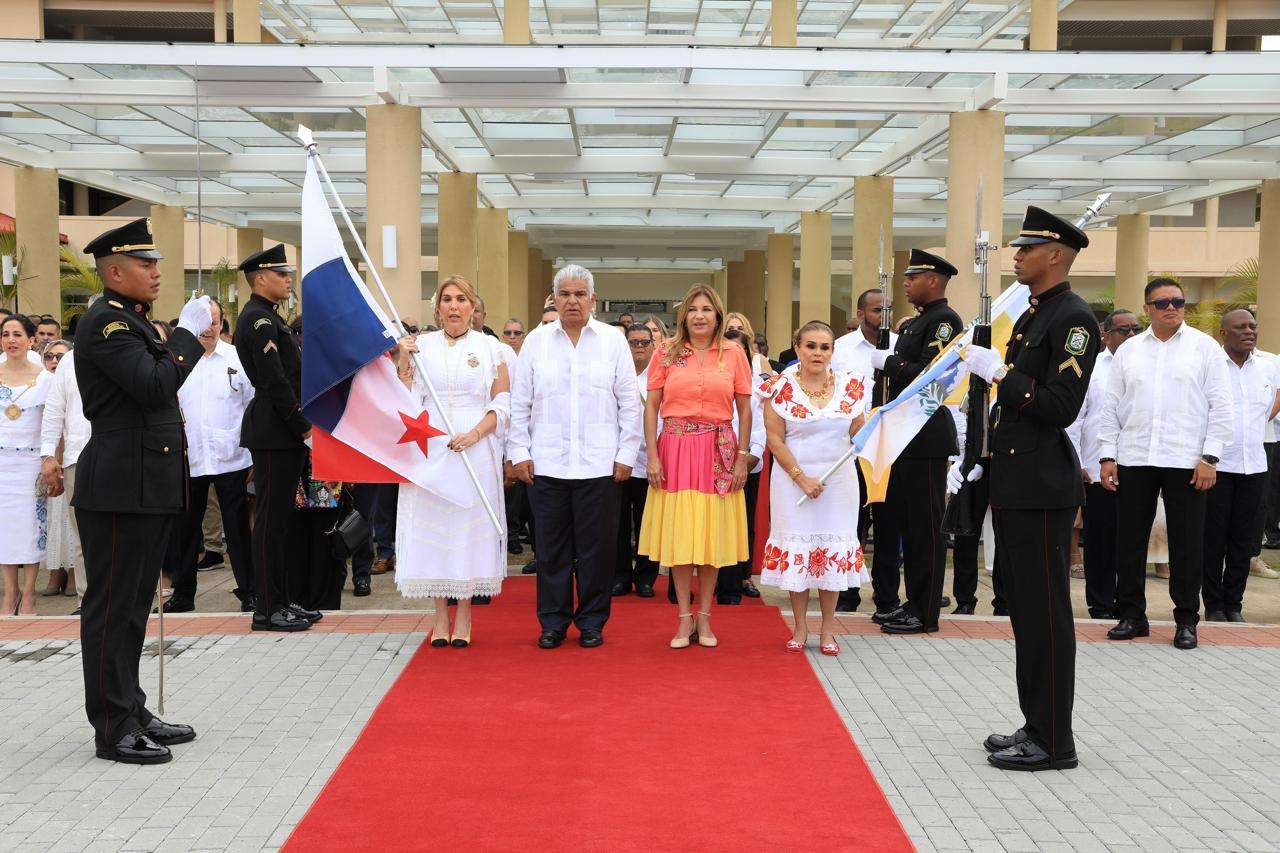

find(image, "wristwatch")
[1201,454,1219,466]
[1099,457,1115,464]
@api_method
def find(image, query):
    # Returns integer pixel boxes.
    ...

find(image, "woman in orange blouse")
[638,283,752,648]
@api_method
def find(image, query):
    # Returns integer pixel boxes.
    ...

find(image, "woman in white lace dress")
[393,276,509,648]
[760,321,869,656]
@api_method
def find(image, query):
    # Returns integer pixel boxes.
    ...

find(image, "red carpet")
[286,577,913,852]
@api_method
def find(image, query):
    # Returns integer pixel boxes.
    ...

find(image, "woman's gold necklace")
[798,370,834,406]
[1,372,38,421]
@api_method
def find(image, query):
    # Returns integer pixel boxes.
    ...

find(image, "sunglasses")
[628,339,654,348]
[501,329,524,337]
[1110,325,1140,335]
[1147,297,1186,310]
[43,351,66,361]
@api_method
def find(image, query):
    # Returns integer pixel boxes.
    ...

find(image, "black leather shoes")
[252,608,311,632]
[144,717,196,746]
[1174,624,1197,649]
[353,577,371,597]
[984,728,1028,753]
[1204,609,1226,622]
[952,603,976,615]
[507,540,523,555]
[522,560,538,575]
[1088,608,1116,620]
[239,594,256,613]
[537,630,564,649]
[1107,618,1149,640]
[871,605,906,625]
[579,629,604,648]
[97,730,171,765]
[881,614,938,634]
[611,581,631,596]
[635,584,655,598]
[741,580,762,598]
[940,596,951,608]
[289,603,323,623]
[716,595,742,606]
[992,604,1009,616]
[1226,611,1245,623]
[162,597,194,614]
[988,740,1077,771]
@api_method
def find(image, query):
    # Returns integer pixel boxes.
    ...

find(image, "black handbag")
[327,503,370,560]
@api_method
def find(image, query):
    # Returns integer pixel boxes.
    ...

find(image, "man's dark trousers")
[173,468,253,605]
[874,457,947,627]
[529,475,620,634]
[1115,465,1206,627]
[250,448,305,619]
[76,510,172,750]
[1082,482,1118,616]
[616,476,659,593]
[1203,471,1265,616]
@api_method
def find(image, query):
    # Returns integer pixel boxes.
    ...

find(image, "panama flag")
[298,154,473,507]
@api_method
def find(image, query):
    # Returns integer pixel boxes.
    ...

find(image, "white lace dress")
[759,370,871,593]
[0,371,52,564]
[395,330,509,599]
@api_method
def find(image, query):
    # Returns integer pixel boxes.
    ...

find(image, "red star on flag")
[397,409,446,457]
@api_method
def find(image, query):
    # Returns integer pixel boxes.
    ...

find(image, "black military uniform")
[74,218,204,764]
[984,207,1098,771]
[872,249,962,633]
[234,245,313,631]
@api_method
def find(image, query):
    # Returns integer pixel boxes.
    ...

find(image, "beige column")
[476,207,509,325]
[1028,0,1058,50]
[770,0,796,46]
[726,259,746,315]
[541,259,553,302]
[71,182,90,216]
[507,231,529,327]
[766,234,795,354]
[799,212,832,327]
[1114,213,1151,315]
[1212,0,1228,51]
[1257,181,1280,350]
[233,227,263,317]
[503,0,531,45]
[944,110,1005,322]
[742,249,766,333]
[213,0,228,42]
[365,104,423,318]
[3,0,43,38]
[1204,196,1220,259]
[527,247,544,324]
[149,204,186,321]
[13,167,59,319]
[712,268,728,305]
[232,0,260,42]
[892,249,911,327]
[851,175,894,310]
[437,172,478,288]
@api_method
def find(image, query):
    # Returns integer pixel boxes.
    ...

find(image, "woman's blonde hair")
[664,282,727,366]
[793,320,836,347]
[725,312,757,353]
[431,275,480,326]
[642,314,668,337]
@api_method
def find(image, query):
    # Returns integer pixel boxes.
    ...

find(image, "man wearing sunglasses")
[1096,278,1233,651]
[1066,310,1140,620]
[501,319,526,354]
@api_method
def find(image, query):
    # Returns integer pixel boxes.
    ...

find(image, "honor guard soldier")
[868,249,962,634]
[961,206,1099,771]
[235,244,317,632]
[74,217,212,764]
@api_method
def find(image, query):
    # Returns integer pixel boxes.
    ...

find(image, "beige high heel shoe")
[696,611,718,648]
[670,612,695,649]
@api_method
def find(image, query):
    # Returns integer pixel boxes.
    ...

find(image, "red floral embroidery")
[832,553,852,574]
[855,547,865,572]
[761,543,784,572]
[844,376,865,401]
[763,543,866,582]
[806,547,830,577]
[773,379,795,405]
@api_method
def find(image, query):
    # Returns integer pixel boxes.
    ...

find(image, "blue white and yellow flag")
[853,282,1031,502]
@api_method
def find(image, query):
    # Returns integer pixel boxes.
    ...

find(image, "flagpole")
[301,137,503,535]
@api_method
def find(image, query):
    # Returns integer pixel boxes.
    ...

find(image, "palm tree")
[0,230,28,310]
[59,244,103,325]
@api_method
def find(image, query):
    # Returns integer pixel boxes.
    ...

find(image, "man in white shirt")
[1202,310,1280,622]
[614,322,660,598]
[39,345,92,607]
[166,299,256,613]
[501,318,526,354]
[509,265,642,649]
[1098,279,1234,649]
[1067,309,1140,619]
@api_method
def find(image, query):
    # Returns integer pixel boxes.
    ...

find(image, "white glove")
[869,349,891,371]
[961,344,1006,384]
[176,294,214,338]
[945,455,984,495]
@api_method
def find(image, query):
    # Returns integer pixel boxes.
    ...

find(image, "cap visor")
[277,266,296,274]
[1008,236,1051,247]
[125,249,164,260]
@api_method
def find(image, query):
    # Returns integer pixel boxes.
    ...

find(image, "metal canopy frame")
[0,40,1278,270]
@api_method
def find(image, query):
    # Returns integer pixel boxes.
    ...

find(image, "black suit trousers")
[1203,471,1265,615]
[1081,482,1118,615]
[615,477,659,591]
[1258,442,1280,548]
[1115,465,1205,626]
[249,448,305,618]
[76,510,172,749]
[173,468,253,603]
[528,475,620,633]
[874,457,947,627]
[992,507,1076,760]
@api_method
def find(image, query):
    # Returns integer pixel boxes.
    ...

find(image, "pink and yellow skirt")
[638,417,749,569]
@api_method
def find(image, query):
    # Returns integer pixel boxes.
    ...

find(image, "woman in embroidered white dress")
[393,276,509,648]
[760,321,869,656]
[0,315,53,616]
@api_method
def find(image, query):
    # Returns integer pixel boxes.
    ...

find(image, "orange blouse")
[647,341,752,423]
